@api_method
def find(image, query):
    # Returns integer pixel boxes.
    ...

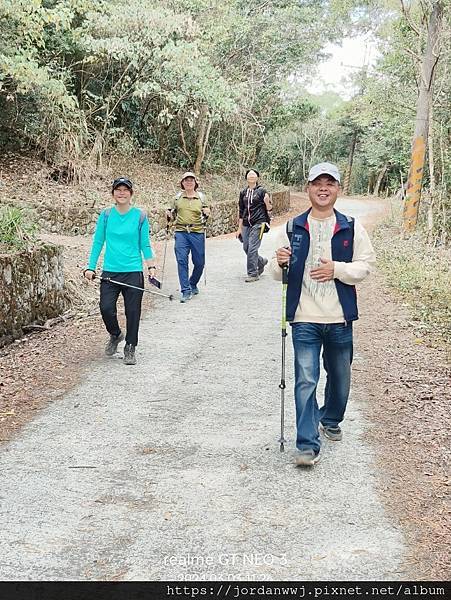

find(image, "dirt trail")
[0,195,407,581]
[0,193,448,580]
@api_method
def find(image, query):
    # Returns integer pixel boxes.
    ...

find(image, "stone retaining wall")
[0,245,67,347]
[35,190,291,239]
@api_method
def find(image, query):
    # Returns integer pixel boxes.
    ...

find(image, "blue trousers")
[291,322,353,453]
[174,231,205,294]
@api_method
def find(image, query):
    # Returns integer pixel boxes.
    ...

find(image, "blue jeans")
[291,322,353,453]
[174,231,205,294]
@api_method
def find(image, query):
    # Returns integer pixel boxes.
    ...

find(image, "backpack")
[103,207,147,236]
[175,190,206,206]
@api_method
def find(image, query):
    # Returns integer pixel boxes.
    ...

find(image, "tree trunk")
[403,1,443,232]
[374,163,389,197]
[427,98,436,240]
[367,171,376,195]
[179,117,193,163]
[253,138,264,164]
[193,106,212,176]
[342,131,357,195]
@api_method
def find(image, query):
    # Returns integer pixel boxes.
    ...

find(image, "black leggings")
[99,271,144,347]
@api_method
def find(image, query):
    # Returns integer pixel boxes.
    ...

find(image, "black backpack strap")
[172,191,183,215]
[346,215,355,240]
[286,218,294,243]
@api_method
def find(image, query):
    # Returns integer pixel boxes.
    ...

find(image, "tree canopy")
[0,0,449,240]
[0,0,374,171]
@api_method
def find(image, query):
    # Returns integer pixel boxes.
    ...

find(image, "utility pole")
[403,1,443,232]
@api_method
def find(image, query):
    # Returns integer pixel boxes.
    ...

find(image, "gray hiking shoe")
[245,275,259,282]
[295,449,321,467]
[321,424,343,441]
[123,343,136,365]
[180,292,192,303]
[105,332,124,356]
[258,258,268,275]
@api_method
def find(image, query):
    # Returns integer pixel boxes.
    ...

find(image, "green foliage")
[0,0,102,161]
[0,0,449,233]
[355,1,451,236]
[0,0,379,173]
[0,206,38,251]
[373,211,451,349]
[260,0,451,237]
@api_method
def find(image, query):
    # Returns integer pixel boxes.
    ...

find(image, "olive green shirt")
[172,191,208,233]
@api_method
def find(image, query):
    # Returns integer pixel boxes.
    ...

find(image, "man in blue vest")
[270,162,376,466]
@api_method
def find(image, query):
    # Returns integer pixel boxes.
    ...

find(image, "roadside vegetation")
[374,209,451,352]
[0,206,38,253]
[373,199,451,350]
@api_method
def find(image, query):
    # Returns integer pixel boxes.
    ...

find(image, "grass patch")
[0,206,38,253]
[373,204,451,350]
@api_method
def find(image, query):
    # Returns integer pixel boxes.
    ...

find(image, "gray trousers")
[241,224,265,276]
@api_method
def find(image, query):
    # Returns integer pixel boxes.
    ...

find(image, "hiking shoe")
[123,343,136,365]
[245,275,259,282]
[258,258,268,275]
[190,286,199,295]
[295,449,321,467]
[180,292,192,303]
[321,424,343,441]
[105,332,124,356]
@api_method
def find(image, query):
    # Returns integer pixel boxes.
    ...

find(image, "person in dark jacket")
[236,169,272,282]
[270,163,376,466]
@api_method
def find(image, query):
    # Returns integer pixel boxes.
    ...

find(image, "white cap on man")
[308,162,341,183]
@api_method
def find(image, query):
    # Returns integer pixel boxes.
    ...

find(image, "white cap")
[308,162,341,183]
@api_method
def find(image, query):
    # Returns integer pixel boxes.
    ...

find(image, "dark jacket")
[239,185,269,226]
[286,208,357,323]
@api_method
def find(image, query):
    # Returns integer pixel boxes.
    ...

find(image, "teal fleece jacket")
[87,206,154,272]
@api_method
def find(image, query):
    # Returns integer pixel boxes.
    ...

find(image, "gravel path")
[0,201,406,581]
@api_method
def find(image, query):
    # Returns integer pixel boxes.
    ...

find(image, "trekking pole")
[98,277,174,300]
[279,264,289,452]
[202,213,208,287]
[161,217,171,287]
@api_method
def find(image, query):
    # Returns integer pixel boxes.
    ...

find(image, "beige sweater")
[270,214,376,323]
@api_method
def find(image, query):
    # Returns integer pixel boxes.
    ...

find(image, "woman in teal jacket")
[84,177,156,365]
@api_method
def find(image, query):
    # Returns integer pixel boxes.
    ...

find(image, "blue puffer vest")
[286,208,357,323]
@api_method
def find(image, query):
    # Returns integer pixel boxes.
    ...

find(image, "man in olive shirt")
[166,172,210,302]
